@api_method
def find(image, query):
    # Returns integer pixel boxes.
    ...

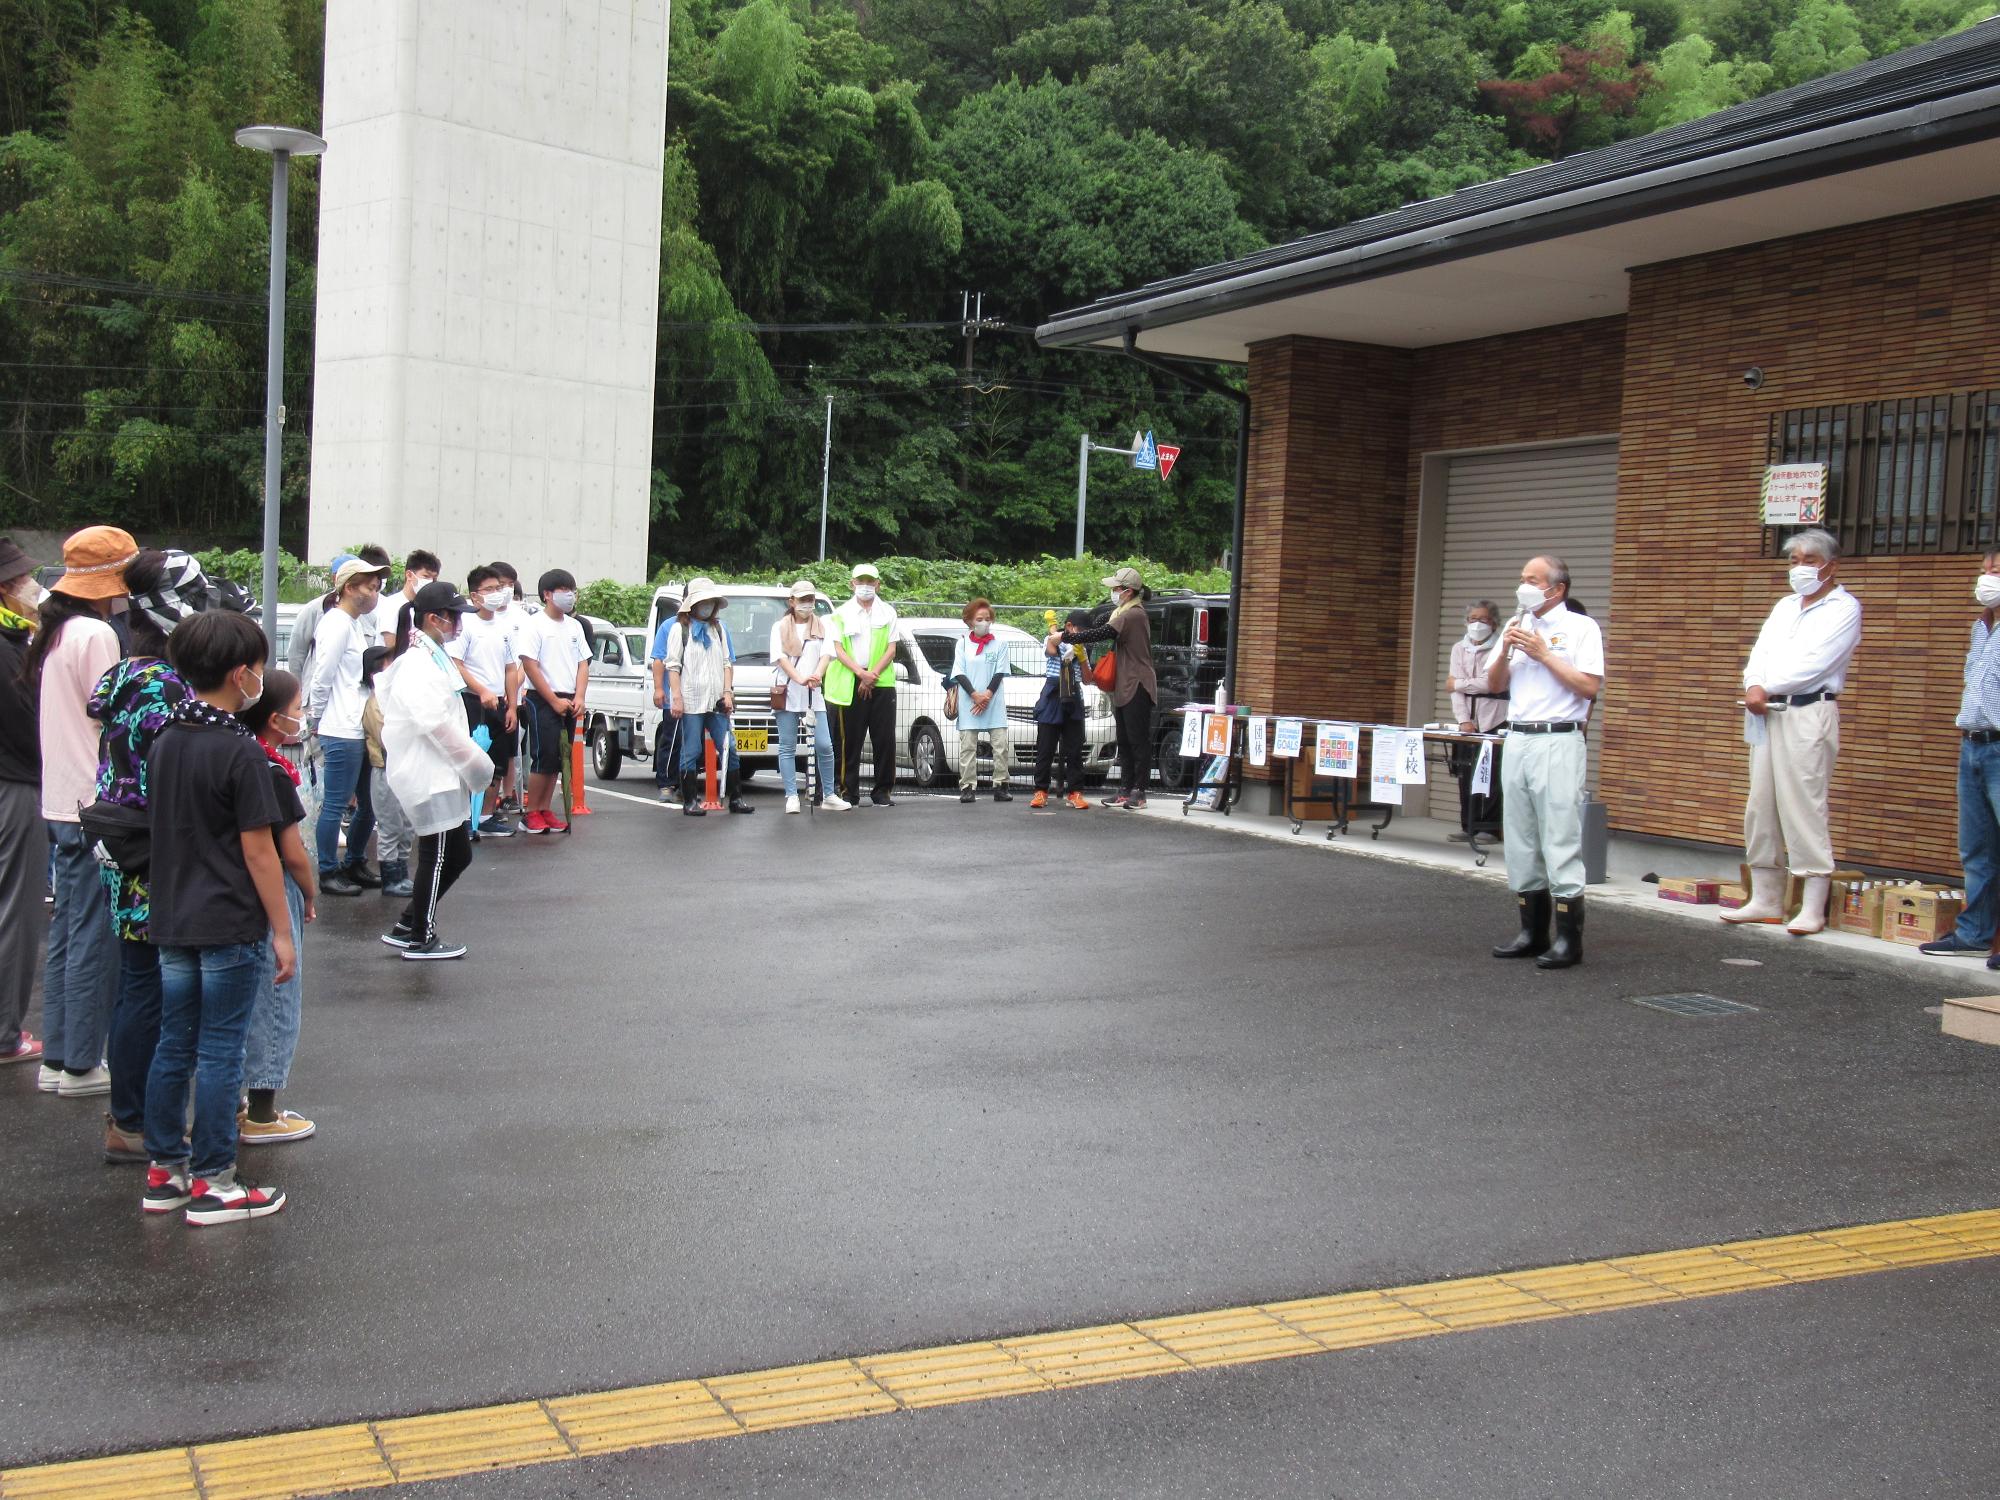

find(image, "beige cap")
[332,558,389,592]
[788,578,817,598]
[1102,566,1144,593]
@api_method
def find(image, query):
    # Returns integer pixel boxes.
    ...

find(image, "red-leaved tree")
[1480,41,1655,156]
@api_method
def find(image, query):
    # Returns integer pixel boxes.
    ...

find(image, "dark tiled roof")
[1051,18,2000,323]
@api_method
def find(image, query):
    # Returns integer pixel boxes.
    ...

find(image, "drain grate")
[1627,992,1760,1017]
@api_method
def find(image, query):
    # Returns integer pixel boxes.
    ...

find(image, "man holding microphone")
[1488,554,1603,970]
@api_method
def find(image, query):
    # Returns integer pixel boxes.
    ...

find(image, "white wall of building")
[308,0,667,584]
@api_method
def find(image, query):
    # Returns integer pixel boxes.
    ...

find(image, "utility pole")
[1075,432,1141,558]
[818,393,834,562]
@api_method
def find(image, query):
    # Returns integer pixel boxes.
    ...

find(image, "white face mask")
[1977,574,2000,608]
[6,577,45,610]
[1515,582,1548,614]
[1788,562,1826,596]
[972,620,993,634]
[855,584,877,603]
[481,590,510,612]
[792,600,813,616]
[551,589,577,613]
[238,668,264,712]
[1466,621,1493,644]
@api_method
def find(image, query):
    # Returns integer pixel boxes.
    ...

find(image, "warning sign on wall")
[1761,463,1827,526]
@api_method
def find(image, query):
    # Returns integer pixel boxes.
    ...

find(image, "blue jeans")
[145,940,267,1175]
[108,939,163,1133]
[43,821,118,1073]
[1953,738,2000,946]
[244,875,307,1090]
[678,711,741,774]
[314,735,375,874]
[775,709,834,798]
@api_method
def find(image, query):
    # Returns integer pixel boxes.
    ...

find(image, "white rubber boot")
[1721,865,1787,924]
[1786,875,1830,935]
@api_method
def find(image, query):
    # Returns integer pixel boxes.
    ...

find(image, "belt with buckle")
[1769,691,1837,707]
[1510,721,1582,734]
[1966,729,2000,745]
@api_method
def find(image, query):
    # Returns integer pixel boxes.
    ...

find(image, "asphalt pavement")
[3,778,1996,1493]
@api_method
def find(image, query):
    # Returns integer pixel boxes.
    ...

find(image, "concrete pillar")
[307,0,667,584]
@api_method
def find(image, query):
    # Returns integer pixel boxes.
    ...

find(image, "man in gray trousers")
[1486,553,1605,970]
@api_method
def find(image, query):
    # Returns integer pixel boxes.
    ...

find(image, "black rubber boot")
[1536,895,1584,969]
[1492,890,1552,959]
[681,770,706,815]
[993,783,1013,803]
[726,770,755,814]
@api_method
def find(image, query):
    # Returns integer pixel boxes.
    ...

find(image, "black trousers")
[1113,688,1154,794]
[832,689,896,801]
[400,821,472,943]
[1450,739,1505,834]
[1034,716,1085,791]
[653,713,683,789]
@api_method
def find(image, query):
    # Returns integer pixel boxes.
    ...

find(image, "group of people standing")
[1,527,592,1228]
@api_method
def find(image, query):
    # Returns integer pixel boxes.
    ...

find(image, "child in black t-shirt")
[140,611,293,1226]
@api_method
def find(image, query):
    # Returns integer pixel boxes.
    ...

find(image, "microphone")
[1482,612,1525,675]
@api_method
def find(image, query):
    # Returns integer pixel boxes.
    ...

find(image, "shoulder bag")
[1091,649,1118,694]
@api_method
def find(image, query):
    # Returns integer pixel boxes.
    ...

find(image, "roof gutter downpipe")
[1121,327,1249,707]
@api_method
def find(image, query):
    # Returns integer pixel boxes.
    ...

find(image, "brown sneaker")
[1065,791,1089,810]
[103,1115,146,1165]
[239,1110,317,1146]
[1029,789,1048,808]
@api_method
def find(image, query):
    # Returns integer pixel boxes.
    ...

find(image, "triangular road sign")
[1132,430,1158,470]
[1157,444,1181,480]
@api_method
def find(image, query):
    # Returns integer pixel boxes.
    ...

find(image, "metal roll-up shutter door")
[1428,443,1617,813]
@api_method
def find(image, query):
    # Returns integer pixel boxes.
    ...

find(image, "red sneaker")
[522,809,551,835]
[543,809,568,833]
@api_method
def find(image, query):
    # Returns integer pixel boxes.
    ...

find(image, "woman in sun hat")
[24,526,140,1096]
[770,578,848,814]
[1064,565,1158,809]
[663,577,753,815]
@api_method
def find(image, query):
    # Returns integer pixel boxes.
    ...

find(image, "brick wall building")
[1042,25,2000,880]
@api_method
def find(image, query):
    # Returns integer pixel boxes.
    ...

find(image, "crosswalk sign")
[1132,430,1158,471]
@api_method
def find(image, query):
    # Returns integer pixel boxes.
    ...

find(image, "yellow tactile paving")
[544,1380,740,1455]
[704,1360,900,1432]
[4,1208,1995,1500]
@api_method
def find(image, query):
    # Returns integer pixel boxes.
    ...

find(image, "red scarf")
[261,739,300,786]
[969,631,994,656]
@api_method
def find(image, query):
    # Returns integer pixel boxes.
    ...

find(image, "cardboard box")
[1832,881,1906,939]
[1657,878,1719,904]
[1717,884,1750,909]
[1942,995,2000,1046]
[1884,887,1963,947]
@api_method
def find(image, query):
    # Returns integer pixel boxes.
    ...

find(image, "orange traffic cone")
[702,737,724,811]
[568,717,593,816]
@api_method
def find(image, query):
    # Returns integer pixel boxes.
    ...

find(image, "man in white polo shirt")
[1487,553,1604,970]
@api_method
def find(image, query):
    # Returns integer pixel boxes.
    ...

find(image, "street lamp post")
[1074,432,1141,558]
[235,124,326,658]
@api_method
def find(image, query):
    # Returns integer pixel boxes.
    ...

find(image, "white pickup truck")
[579,615,658,779]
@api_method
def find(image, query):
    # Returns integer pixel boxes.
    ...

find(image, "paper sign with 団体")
[1202,714,1232,755]
[1760,463,1827,526]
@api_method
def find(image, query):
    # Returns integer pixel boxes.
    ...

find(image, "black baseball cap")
[411,580,475,618]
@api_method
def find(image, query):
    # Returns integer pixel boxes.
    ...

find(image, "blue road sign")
[1133,430,1158,471]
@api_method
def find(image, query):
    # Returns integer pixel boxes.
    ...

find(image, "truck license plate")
[735,728,768,754]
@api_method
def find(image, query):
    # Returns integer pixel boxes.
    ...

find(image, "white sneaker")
[785,794,801,814]
[36,1064,61,1093]
[821,794,852,811]
[58,1064,111,1097]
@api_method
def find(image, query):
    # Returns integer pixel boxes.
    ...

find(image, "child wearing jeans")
[140,611,294,1225]
[239,669,318,1145]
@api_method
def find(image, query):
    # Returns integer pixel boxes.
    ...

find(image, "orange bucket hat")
[55,526,140,601]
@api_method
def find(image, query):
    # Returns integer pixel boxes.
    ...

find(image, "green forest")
[1,0,1990,573]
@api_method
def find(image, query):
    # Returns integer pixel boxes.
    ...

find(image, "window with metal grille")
[1765,391,2000,556]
